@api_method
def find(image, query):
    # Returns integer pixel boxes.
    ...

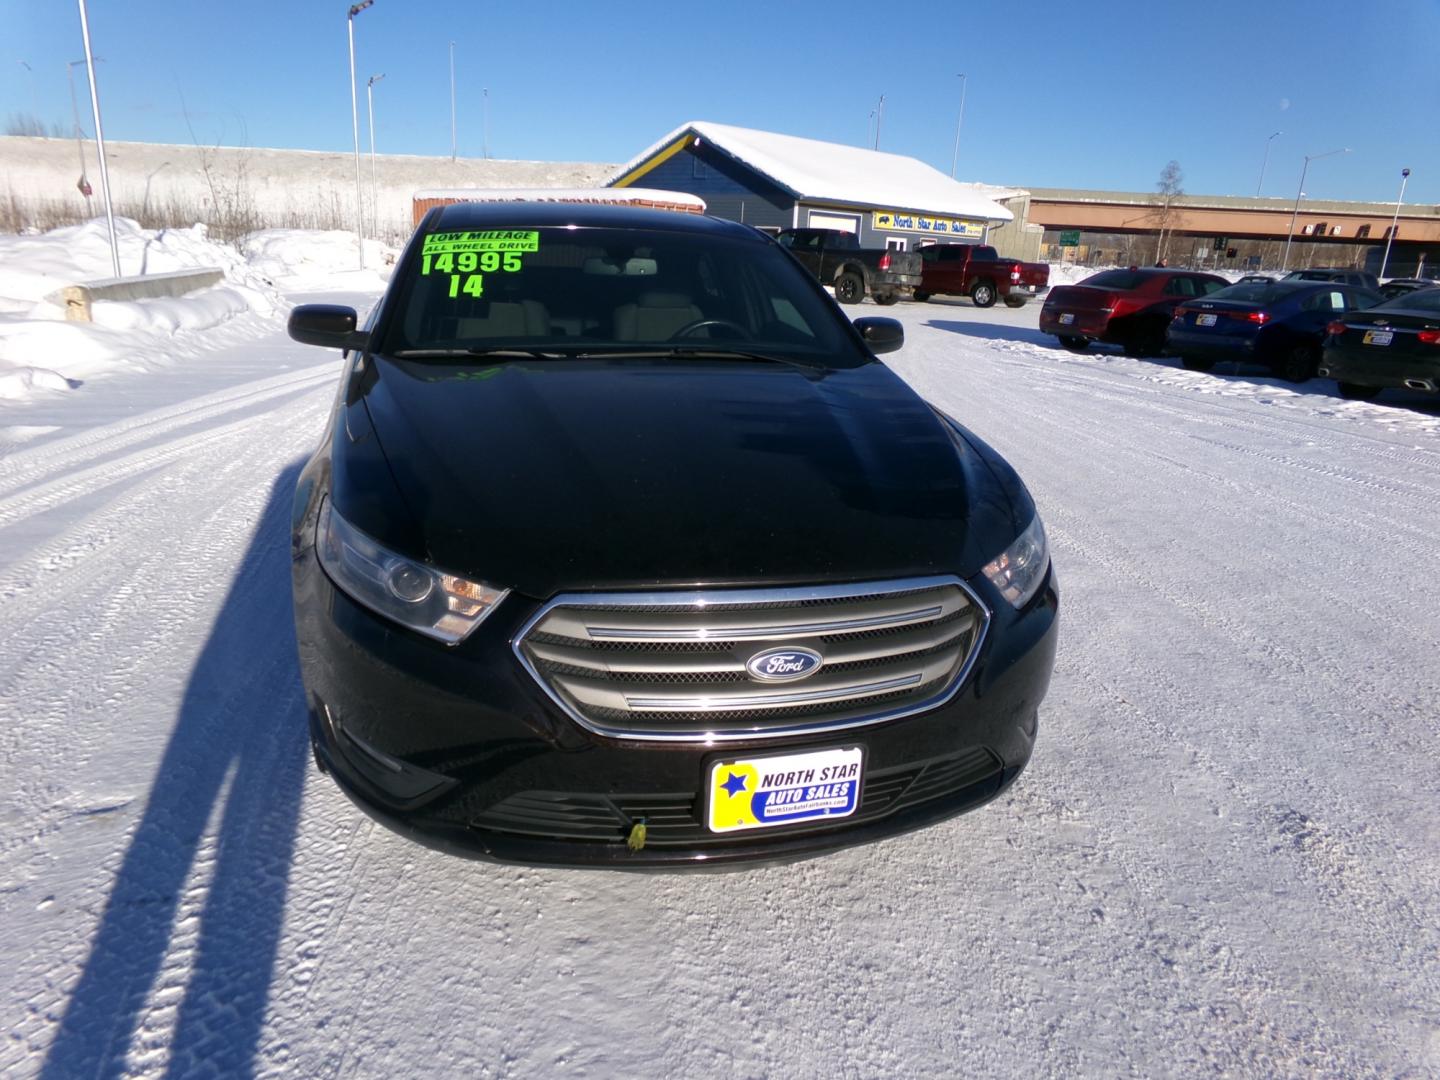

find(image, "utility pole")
[367,73,384,238]
[873,94,884,151]
[482,87,489,160]
[449,41,456,163]
[1256,131,1281,197]
[950,74,967,178]
[1379,168,1412,280]
[347,1,373,268]
[1282,148,1348,271]
[75,1,118,277]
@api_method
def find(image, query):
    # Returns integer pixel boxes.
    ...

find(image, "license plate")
[1025,284,1036,292]
[1196,313,1218,327]
[1363,330,1393,346]
[1059,313,1075,325]
[707,746,862,833]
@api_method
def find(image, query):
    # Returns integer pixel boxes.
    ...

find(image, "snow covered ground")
[1,250,1438,1077]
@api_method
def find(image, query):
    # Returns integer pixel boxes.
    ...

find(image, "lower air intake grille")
[513,576,988,742]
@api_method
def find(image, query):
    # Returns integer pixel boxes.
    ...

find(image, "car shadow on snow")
[922,319,1055,348]
[41,463,308,1080]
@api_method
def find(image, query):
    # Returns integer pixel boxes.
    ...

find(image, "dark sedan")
[1039,268,1229,356]
[1319,286,1440,400]
[285,202,1058,868]
[1167,279,1383,382]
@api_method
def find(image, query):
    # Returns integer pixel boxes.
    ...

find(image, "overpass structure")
[1026,187,1440,248]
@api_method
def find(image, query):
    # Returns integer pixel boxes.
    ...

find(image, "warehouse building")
[606,121,1020,253]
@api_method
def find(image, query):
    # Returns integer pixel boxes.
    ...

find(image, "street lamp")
[347,0,374,268]
[873,94,884,150]
[1379,168,1412,281]
[1282,147,1349,271]
[950,74,968,178]
[367,73,385,238]
[1256,130,1281,197]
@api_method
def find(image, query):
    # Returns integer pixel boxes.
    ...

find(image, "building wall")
[622,142,794,230]
[985,193,1044,262]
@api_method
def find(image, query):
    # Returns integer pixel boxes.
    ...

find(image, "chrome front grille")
[513,576,988,742]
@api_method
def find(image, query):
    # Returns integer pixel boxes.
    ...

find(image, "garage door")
[807,211,861,234]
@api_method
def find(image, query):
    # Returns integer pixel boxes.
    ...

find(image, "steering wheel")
[668,318,752,341]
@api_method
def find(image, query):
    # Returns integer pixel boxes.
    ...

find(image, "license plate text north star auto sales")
[707,747,863,833]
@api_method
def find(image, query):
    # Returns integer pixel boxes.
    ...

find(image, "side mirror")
[288,304,370,351]
[853,316,904,355]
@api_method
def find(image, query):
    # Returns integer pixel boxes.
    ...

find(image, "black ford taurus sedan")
[287,202,1058,868]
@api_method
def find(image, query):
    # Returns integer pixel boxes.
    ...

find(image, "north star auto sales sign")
[872,210,985,238]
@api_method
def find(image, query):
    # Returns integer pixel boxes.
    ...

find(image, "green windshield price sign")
[423,230,539,254]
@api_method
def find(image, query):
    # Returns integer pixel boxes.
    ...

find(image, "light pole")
[367,73,385,238]
[1256,130,1281,196]
[347,0,373,268]
[873,94,884,150]
[950,73,967,178]
[1379,168,1411,280]
[1282,147,1349,271]
[449,41,456,163]
[482,87,489,160]
[75,1,119,277]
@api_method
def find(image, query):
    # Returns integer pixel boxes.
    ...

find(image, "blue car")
[1167,280,1384,382]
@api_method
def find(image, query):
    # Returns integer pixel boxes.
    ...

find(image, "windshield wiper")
[574,347,828,371]
[389,347,572,360]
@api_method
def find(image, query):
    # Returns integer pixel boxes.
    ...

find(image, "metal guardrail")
[48,268,226,322]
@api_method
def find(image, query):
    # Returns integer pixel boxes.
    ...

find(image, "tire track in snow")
[0,364,338,500]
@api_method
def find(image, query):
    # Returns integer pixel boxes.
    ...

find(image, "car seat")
[613,291,703,341]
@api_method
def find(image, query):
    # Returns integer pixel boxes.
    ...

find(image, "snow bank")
[0,218,386,402]
[240,229,395,291]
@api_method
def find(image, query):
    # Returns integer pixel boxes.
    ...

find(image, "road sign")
[1213,236,1228,251]
[1059,230,1080,247]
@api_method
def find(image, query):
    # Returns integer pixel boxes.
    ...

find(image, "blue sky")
[4,0,1435,205]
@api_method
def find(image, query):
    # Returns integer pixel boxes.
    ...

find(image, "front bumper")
[294,551,1059,868]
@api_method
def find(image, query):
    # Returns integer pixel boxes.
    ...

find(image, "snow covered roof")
[609,121,1014,223]
[412,188,705,212]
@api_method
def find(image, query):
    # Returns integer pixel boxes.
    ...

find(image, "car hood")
[353,356,1021,599]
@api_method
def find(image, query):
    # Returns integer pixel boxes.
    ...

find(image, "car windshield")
[374,225,862,367]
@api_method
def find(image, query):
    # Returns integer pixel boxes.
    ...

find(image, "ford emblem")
[745,647,823,682]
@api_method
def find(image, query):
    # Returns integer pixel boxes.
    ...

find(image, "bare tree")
[1153,160,1184,264]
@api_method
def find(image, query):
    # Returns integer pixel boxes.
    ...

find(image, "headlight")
[316,498,508,644]
[981,514,1049,609]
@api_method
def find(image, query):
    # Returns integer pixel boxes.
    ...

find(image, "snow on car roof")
[608,121,1015,223]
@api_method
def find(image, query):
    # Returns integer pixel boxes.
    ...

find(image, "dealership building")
[606,121,1036,256]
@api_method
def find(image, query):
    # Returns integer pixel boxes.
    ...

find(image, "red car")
[1039,268,1229,356]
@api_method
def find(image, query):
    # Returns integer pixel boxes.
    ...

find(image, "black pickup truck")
[776,228,923,305]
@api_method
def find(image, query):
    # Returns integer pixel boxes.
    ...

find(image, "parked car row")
[1168,278,1383,382]
[1039,266,1440,400]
